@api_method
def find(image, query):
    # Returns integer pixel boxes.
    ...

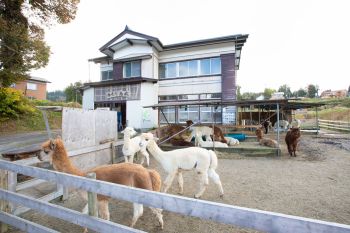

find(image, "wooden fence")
[318,119,350,132]
[1,160,350,233]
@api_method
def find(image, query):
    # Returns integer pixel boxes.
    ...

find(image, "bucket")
[225,133,246,141]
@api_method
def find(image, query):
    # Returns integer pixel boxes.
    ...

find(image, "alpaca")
[285,127,301,156]
[224,137,240,146]
[151,124,193,146]
[196,134,228,148]
[186,120,227,143]
[274,120,289,131]
[290,119,301,128]
[139,133,224,199]
[121,127,150,166]
[255,128,279,148]
[40,138,163,229]
[261,120,272,134]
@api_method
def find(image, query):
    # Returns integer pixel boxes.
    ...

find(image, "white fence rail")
[318,119,350,132]
[1,160,350,233]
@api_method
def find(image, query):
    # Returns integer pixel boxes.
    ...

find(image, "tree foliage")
[0,87,35,120]
[293,88,307,98]
[307,84,319,98]
[0,0,80,87]
[47,90,66,101]
[278,84,292,98]
[64,81,82,103]
[263,88,276,99]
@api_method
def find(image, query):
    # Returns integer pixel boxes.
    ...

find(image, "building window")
[160,107,176,123]
[101,70,113,81]
[123,61,141,78]
[27,83,37,90]
[178,106,199,123]
[200,106,222,123]
[159,57,220,79]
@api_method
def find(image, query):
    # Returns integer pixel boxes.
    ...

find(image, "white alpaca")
[196,134,228,148]
[121,127,151,166]
[140,133,224,199]
[224,137,240,146]
[189,126,213,142]
[290,119,301,128]
[274,120,289,131]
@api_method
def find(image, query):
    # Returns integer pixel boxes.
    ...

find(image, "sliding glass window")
[159,57,220,79]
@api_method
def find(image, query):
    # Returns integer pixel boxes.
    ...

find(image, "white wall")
[159,42,235,63]
[142,58,153,78]
[126,82,158,129]
[82,87,94,110]
[158,76,221,95]
[113,44,153,60]
[111,33,144,46]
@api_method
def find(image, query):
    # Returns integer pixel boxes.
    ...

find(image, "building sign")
[94,84,141,102]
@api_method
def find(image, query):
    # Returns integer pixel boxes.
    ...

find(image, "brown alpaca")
[40,138,164,229]
[186,120,227,143]
[152,124,193,146]
[255,128,279,148]
[285,127,301,156]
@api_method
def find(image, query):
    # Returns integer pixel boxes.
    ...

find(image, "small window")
[211,57,221,74]
[27,83,37,90]
[101,70,113,81]
[167,63,177,78]
[179,61,189,77]
[123,61,141,78]
[159,64,166,79]
[200,59,210,75]
[188,60,198,76]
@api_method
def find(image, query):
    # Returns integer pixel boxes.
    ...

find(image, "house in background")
[320,89,348,98]
[12,76,50,100]
[82,26,248,130]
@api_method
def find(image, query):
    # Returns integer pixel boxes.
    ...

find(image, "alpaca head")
[255,128,264,139]
[121,127,137,137]
[39,137,64,164]
[139,133,158,148]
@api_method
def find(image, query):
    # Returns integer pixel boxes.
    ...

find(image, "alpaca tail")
[149,169,162,192]
[208,150,218,170]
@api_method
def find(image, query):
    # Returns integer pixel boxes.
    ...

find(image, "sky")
[30,0,350,93]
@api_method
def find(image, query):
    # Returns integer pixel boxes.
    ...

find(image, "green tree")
[278,84,292,99]
[47,90,66,102]
[241,92,260,100]
[0,0,80,87]
[64,82,82,103]
[263,88,276,99]
[307,84,319,98]
[294,88,307,98]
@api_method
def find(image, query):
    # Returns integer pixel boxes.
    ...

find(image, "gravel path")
[6,133,350,233]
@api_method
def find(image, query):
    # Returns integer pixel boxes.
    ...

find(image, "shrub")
[0,88,35,120]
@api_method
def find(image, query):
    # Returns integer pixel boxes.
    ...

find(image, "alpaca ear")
[154,137,159,141]
[49,139,56,150]
[56,135,62,139]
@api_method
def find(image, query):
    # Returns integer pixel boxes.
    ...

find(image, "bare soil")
[6,132,350,233]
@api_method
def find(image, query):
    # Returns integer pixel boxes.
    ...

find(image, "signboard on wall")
[94,84,141,102]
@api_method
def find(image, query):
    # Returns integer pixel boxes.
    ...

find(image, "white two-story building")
[82,26,248,130]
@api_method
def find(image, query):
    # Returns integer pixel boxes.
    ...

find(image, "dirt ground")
[6,131,350,233]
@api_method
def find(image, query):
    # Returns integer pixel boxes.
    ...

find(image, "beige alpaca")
[255,128,279,148]
[40,138,163,229]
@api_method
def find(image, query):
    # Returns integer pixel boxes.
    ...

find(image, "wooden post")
[7,172,17,214]
[0,169,9,233]
[86,172,98,217]
[111,142,116,164]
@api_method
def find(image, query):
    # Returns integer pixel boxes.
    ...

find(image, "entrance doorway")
[95,102,127,131]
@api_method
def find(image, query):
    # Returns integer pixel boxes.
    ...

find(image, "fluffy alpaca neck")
[123,133,132,149]
[53,143,85,177]
[147,141,166,163]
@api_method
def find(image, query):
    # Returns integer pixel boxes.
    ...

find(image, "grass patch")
[0,109,62,134]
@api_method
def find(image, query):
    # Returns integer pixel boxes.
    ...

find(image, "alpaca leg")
[208,168,224,198]
[194,172,209,199]
[98,200,110,220]
[176,171,184,195]
[81,204,89,233]
[163,171,177,193]
[130,203,143,228]
[140,150,150,167]
[149,207,164,229]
